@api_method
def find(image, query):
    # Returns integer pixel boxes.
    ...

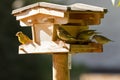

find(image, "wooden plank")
[31,23,54,45]
[15,7,65,20]
[19,14,68,26]
[12,2,67,14]
[80,74,120,80]
[12,2,40,14]
[53,53,70,80]
[12,2,107,15]
[70,43,103,53]
[38,8,65,17]
[69,3,107,12]
[15,7,40,20]
[39,2,67,11]
[69,12,102,19]
[18,41,69,54]
[69,12,101,25]
[52,24,58,41]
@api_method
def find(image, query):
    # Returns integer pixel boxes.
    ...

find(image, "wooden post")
[53,53,70,80]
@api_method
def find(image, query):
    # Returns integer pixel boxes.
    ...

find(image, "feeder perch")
[12,2,107,80]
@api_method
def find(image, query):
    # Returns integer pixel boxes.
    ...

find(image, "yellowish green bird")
[56,27,81,44]
[16,31,32,45]
[77,30,99,41]
[92,35,113,44]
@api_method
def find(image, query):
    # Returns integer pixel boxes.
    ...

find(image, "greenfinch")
[56,27,81,44]
[77,30,99,41]
[92,35,113,44]
[16,31,32,45]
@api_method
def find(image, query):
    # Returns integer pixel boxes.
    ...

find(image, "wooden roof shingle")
[12,2,107,14]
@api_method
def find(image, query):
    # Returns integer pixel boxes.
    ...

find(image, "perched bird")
[92,35,113,44]
[56,27,81,44]
[77,30,99,41]
[16,31,32,45]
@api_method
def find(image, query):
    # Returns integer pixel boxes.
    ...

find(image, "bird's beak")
[16,34,17,36]
[16,32,19,36]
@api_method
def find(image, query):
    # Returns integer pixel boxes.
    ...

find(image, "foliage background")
[0,0,52,80]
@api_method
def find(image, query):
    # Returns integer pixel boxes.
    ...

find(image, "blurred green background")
[0,0,88,80]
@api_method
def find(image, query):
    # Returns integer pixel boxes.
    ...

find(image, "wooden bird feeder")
[12,2,107,80]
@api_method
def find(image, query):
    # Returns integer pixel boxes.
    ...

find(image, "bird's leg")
[62,41,69,50]
[20,48,28,53]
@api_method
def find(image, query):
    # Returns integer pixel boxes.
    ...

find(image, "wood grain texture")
[12,2,107,15]
[53,53,70,80]
[70,43,103,53]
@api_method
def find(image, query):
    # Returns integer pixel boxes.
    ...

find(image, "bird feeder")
[12,2,107,80]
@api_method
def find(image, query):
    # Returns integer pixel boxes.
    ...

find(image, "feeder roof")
[12,2,107,14]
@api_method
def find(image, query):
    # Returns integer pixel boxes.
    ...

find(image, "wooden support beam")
[53,53,70,80]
